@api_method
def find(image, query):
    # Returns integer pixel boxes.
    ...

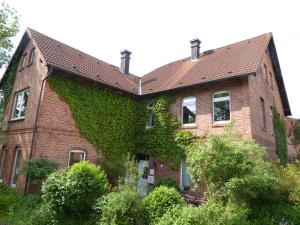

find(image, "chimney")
[120,49,131,74]
[190,38,201,61]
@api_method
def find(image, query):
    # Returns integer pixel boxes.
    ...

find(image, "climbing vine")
[273,106,288,163]
[48,75,194,181]
[0,52,21,130]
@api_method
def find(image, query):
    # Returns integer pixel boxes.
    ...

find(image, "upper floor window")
[11,147,22,187]
[269,72,274,90]
[264,64,268,83]
[27,48,35,66]
[11,89,29,120]
[180,161,193,190]
[0,147,7,182]
[68,150,86,167]
[146,103,154,128]
[182,97,196,125]
[213,91,230,123]
[260,97,266,130]
[19,54,27,71]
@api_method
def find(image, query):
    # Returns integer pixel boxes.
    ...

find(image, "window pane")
[20,91,29,117]
[69,152,85,166]
[183,97,196,124]
[214,100,230,122]
[12,90,29,119]
[147,104,154,127]
[13,93,22,118]
[12,149,22,186]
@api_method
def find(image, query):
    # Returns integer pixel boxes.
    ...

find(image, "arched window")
[0,146,8,182]
[68,150,86,167]
[213,91,230,123]
[11,147,22,187]
[146,103,154,128]
[182,97,196,125]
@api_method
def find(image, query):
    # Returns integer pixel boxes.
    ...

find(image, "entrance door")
[137,160,149,197]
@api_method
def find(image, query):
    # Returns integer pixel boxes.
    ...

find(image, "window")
[11,147,22,187]
[180,161,192,190]
[182,97,196,125]
[11,89,29,120]
[270,106,274,134]
[146,103,154,128]
[269,72,274,90]
[19,54,27,71]
[264,64,268,83]
[260,97,266,130]
[0,147,7,182]
[27,48,35,66]
[213,91,230,123]
[68,150,86,167]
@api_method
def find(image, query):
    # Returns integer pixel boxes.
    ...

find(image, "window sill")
[9,118,25,123]
[18,67,24,72]
[212,121,230,127]
[181,124,198,129]
[26,62,33,67]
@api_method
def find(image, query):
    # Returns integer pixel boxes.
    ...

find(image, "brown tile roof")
[141,33,272,95]
[27,28,139,94]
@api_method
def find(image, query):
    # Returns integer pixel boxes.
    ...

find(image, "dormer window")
[27,48,35,66]
[146,103,154,128]
[11,89,29,120]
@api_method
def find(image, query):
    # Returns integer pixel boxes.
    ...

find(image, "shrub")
[153,177,179,190]
[142,186,184,224]
[94,189,143,225]
[41,161,108,223]
[21,157,58,185]
[0,183,21,220]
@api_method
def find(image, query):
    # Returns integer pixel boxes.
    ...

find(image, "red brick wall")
[248,49,285,159]
[0,39,48,190]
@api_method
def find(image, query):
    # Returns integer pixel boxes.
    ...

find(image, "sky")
[1,0,300,118]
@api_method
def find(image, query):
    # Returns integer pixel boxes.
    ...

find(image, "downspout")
[24,65,53,195]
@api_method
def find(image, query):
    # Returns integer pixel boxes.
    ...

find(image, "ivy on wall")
[48,75,194,181]
[0,52,21,130]
[273,106,288,163]
[135,96,194,168]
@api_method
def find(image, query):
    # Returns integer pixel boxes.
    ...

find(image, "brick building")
[0,29,292,195]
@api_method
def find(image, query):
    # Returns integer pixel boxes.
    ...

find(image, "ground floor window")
[68,150,86,167]
[0,147,8,182]
[11,147,22,187]
[180,161,192,190]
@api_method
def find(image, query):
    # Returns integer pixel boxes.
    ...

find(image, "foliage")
[94,188,143,225]
[41,161,108,224]
[0,183,21,220]
[186,124,278,203]
[276,161,300,203]
[21,157,58,185]
[153,177,179,190]
[48,74,138,183]
[142,186,184,224]
[136,96,194,168]
[294,123,300,145]
[117,155,138,191]
[273,107,288,163]
[0,2,19,69]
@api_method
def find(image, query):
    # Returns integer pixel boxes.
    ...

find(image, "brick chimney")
[190,38,201,61]
[120,49,131,74]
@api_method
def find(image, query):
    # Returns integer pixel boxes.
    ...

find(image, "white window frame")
[213,91,231,124]
[146,103,154,128]
[180,161,193,190]
[11,89,29,121]
[11,148,22,188]
[0,147,7,183]
[68,150,86,167]
[182,96,196,126]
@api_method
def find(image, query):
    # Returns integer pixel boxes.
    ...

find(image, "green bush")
[142,186,184,224]
[153,177,179,190]
[21,157,58,185]
[0,183,21,220]
[41,161,108,223]
[94,189,143,225]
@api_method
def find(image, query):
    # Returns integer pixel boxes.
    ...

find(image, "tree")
[0,1,19,69]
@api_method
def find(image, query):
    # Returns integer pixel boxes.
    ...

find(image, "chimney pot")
[190,38,201,61]
[120,49,131,74]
